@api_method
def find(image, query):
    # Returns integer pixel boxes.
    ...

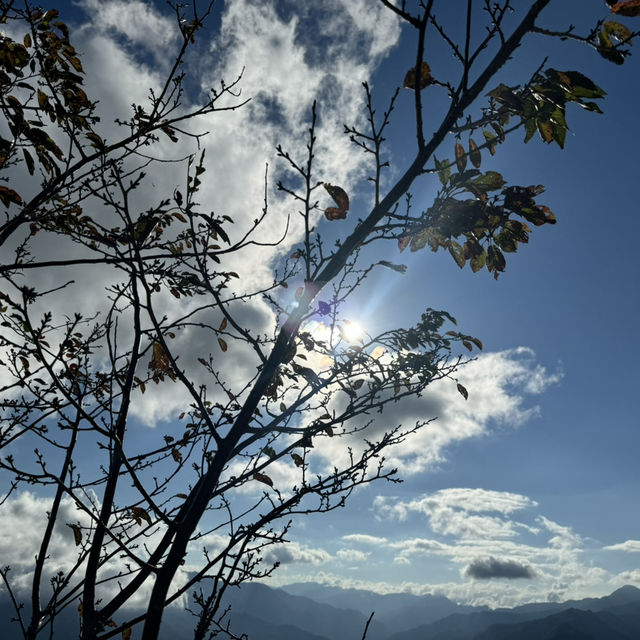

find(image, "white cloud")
[0,492,190,608]
[341,534,388,545]
[311,347,561,476]
[336,548,369,563]
[604,540,640,553]
[263,541,332,566]
[79,0,177,58]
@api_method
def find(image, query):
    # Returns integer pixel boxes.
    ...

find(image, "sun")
[340,319,365,343]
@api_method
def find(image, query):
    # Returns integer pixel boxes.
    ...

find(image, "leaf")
[149,342,171,373]
[85,132,104,150]
[448,241,466,268]
[398,235,410,252]
[263,446,276,459]
[403,61,432,90]
[171,447,183,463]
[603,20,633,43]
[23,33,32,48]
[217,337,228,352]
[324,424,334,437]
[482,129,497,155]
[352,379,365,390]
[611,0,640,16]
[318,300,331,315]
[457,383,469,400]
[219,317,227,332]
[291,453,304,467]
[468,139,481,168]
[0,186,23,207]
[469,336,483,350]
[470,171,505,192]
[279,402,286,412]
[23,149,35,175]
[377,260,407,274]
[131,506,152,526]
[253,472,273,487]
[537,120,554,143]
[323,183,349,220]
[434,156,451,186]
[455,142,466,172]
[67,523,82,546]
[122,628,132,640]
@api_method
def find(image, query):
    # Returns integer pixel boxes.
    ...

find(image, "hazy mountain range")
[2,582,639,639]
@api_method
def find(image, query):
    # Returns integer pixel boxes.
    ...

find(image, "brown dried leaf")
[253,472,273,487]
[291,453,304,467]
[455,142,467,172]
[469,139,481,168]
[323,183,349,220]
[403,61,432,90]
[457,383,469,400]
[611,0,640,16]
[131,506,152,526]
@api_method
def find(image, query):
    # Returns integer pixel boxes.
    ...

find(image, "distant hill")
[474,605,640,640]
[1,582,639,639]
[282,582,482,632]
[387,585,640,640]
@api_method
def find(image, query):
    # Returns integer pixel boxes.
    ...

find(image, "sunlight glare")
[341,319,365,343]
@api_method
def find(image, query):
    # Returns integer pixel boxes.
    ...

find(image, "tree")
[0,1,637,639]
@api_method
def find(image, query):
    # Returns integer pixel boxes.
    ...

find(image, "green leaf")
[602,20,632,44]
[434,156,451,186]
[495,230,517,253]
[559,71,607,99]
[469,249,486,273]
[537,120,554,143]
[482,129,497,155]
[448,241,466,268]
[470,171,505,192]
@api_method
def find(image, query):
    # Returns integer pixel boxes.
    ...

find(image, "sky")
[1,0,639,613]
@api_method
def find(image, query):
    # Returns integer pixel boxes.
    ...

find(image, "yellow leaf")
[122,627,132,640]
[219,317,227,332]
[217,337,228,352]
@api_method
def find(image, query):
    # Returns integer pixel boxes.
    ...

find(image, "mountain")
[219,582,381,640]
[387,585,640,640]
[1,582,639,639]
[282,582,483,632]
[474,605,640,640]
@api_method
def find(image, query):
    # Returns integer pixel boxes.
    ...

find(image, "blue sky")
[1,0,639,611]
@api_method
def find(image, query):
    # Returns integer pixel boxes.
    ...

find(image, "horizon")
[1,0,639,628]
